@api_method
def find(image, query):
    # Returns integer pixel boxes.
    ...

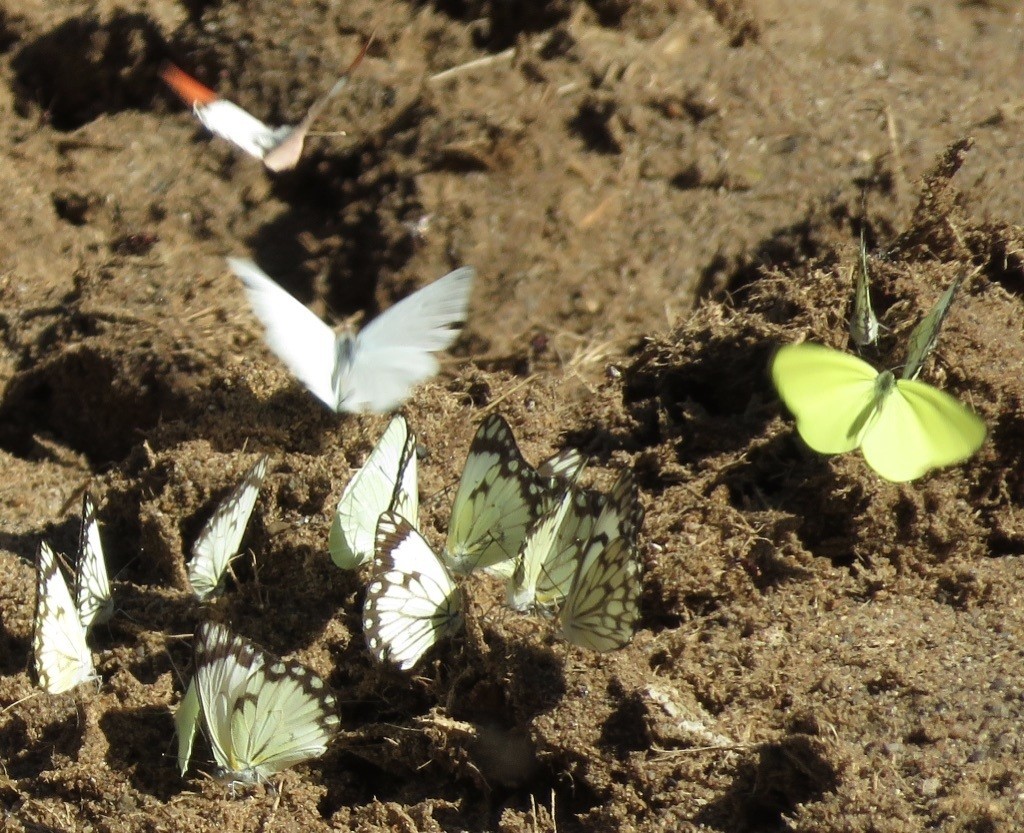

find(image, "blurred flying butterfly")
[175,621,339,785]
[33,541,97,694]
[509,469,642,614]
[187,455,269,600]
[329,414,418,569]
[443,414,564,576]
[363,511,463,671]
[160,38,371,172]
[228,259,475,414]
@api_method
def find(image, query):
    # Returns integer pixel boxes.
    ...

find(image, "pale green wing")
[901,270,966,380]
[33,542,95,694]
[849,232,879,348]
[443,415,552,575]
[558,536,641,653]
[859,378,986,482]
[74,493,113,631]
[174,679,200,776]
[329,415,417,569]
[365,512,463,670]
[187,455,268,600]
[771,343,881,454]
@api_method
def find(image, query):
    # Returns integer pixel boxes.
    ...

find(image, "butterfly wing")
[364,512,463,671]
[771,343,882,454]
[190,622,339,784]
[187,455,269,600]
[336,266,475,413]
[859,378,986,482]
[901,269,967,381]
[558,535,641,652]
[229,258,342,410]
[34,542,95,694]
[329,415,418,569]
[74,493,113,631]
[175,678,201,776]
[443,414,553,575]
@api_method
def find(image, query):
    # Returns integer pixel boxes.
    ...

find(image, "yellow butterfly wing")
[771,343,880,454]
[860,379,986,482]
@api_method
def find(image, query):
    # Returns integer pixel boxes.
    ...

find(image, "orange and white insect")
[161,38,371,172]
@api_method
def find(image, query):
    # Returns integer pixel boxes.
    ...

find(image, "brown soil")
[3,1,1024,831]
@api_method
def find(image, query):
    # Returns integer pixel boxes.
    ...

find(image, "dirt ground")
[2,1,1024,831]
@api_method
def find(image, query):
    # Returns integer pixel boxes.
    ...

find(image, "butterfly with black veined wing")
[187,455,269,600]
[33,541,97,694]
[74,493,112,632]
[849,231,880,349]
[443,414,565,576]
[771,340,985,482]
[175,621,340,785]
[228,259,475,414]
[160,38,371,172]
[901,268,969,381]
[329,414,418,569]
[363,511,463,670]
[509,469,642,614]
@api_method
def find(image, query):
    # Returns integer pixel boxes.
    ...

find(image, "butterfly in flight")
[160,38,371,172]
[363,511,463,671]
[187,455,269,600]
[329,415,418,570]
[229,259,474,414]
[175,621,340,786]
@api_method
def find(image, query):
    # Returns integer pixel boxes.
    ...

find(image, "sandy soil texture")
[2,1,1024,831]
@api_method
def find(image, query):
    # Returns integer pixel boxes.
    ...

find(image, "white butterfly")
[228,259,475,414]
[175,621,340,785]
[901,269,968,381]
[443,414,561,576]
[329,415,418,569]
[187,455,269,600]
[160,41,370,172]
[74,493,112,632]
[33,541,96,694]
[508,470,640,613]
[363,511,463,671]
[849,231,879,348]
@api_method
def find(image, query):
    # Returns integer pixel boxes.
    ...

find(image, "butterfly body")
[176,622,339,785]
[772,342,985,482]
[229,259,474,414]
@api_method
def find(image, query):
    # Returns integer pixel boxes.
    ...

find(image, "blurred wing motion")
[901,269,968,380]
[329,415,418,569]
[849,231,879,348]
[187,455,269,600]
[364,512,463,671]
[558,527,643,653]
[160,39,370,172]
[177,622,339,785]
[443,414,555,575]
[74,493,113,631]
[228,258,474,414]
[771,342,986,482]
[33,542,96,694]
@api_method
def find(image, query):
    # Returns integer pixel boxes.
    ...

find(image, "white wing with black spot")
[34,542,96,694]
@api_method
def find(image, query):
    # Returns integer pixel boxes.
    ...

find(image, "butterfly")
[33,541,97,694]
[443,414,563,576]
[901,269,968,381]
[508,470,642,614]
[175,621,340,785]
[228,259,475,414]
[849,231,879,348]
[74,493,113,632]
[160,39,370,172]
[771,341,986,482]
[187,455,269,600]
[329,415,418,569]
[363,511,463,671]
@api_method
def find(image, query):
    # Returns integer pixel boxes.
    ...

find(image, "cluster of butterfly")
[771,237,987,482]
[330,413,644,670]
